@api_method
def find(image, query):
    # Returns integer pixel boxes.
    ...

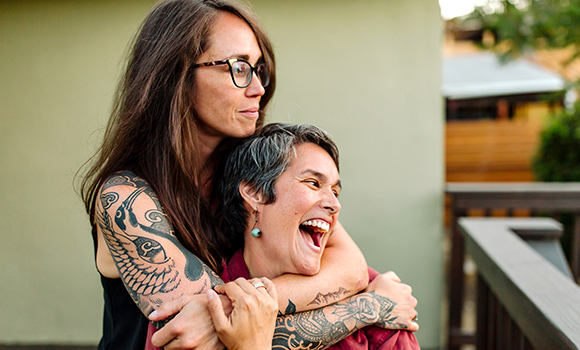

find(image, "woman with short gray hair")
[213,123,340,256]
[209,123,420,349]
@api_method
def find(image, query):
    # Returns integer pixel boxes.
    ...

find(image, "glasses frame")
[193,58,269,89]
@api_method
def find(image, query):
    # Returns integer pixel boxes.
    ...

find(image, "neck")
[196,133,223,200]
[197,131,224,165]
[243,234,281,280]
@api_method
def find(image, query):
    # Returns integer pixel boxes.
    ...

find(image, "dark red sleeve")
[368,266,380,282]
[365,326,421,350]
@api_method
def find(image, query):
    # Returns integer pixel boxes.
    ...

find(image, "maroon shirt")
[145,250,421,349]
[221,250,420,350]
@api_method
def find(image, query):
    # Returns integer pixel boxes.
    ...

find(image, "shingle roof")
[443,52,566,100]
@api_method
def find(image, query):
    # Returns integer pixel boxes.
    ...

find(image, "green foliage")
[468,0,580,63]
[532,103,580,181]
[531,104,580,264]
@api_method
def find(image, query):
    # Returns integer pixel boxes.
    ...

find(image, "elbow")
[348,251,369,293]
[355,266,369,292]
[344,262,368,294]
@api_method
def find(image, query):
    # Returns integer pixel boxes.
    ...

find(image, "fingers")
[207,289,230,333]
[384,271,401,283]
[150,294,222,349]
[162,333,225,350]
[215,277,276,303]
[408,310,420,331]
[151,322,180,348]
[149,296,195,347]
[400,282,414,300]
[208,278,278,350]
[398,282,418,330]
[218,278,277,315]
[148,295,193,321]
[249,277,278,302]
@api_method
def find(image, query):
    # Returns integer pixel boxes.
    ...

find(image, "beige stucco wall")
[255,1,444,348]
[0,0,443,348]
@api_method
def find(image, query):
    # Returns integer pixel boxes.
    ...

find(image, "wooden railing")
[459,218,580,349]
[446,182,580,350]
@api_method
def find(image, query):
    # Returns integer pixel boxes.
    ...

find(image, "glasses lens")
[256,63,269,88]
[231,60,251,88]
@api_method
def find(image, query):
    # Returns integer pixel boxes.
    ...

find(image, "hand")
[149,293,232,350]
[207,277,278,350]
[383,271,401,283]
[365,272,419,331]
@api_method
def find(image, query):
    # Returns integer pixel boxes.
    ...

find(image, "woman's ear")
[239,182,263,209]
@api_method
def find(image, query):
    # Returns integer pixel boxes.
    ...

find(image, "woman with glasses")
[79,1,418,349]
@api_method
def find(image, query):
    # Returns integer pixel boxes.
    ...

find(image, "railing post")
[497,301,510,350]
[487,292,497,350]
[512,323,525,350]
[476,274,488,350]
[447,203,468,350]
[573,213,580,280]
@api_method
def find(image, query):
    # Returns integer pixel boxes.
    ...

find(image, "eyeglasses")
[193,58,269,89]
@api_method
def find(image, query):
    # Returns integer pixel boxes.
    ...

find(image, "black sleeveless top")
[99,275,149,350]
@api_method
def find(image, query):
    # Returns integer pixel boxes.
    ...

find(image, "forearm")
[273,222,368,314]
[272,291,395,350]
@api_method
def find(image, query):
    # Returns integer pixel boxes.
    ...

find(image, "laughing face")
[243,142,342,279]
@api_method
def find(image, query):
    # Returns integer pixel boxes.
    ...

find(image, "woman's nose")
[246,71,266,97]
[323,191,341,214]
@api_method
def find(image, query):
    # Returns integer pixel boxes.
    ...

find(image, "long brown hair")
[79,0,276,272]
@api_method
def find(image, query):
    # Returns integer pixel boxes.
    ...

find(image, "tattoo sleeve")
[272,291,404,350]
[96,171,223,328]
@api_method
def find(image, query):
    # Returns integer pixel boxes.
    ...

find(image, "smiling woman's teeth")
[301,220,330,232]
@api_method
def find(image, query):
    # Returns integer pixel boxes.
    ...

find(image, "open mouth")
[299,219,330,248]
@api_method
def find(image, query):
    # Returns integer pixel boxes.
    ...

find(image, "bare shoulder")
[95,170,170,277]
[97,170,171,240]
[101,170,148,191]
[99,171,155,201]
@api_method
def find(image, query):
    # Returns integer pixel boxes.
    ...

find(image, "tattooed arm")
[272,222,369,314]
[151,270,418,350]
[272,272,419,350]
[95,171,223,330]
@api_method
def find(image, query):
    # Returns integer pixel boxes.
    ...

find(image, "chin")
[299,263,321,276]
[233,127,257,139]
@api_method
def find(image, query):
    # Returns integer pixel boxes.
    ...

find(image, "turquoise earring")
[251,209,261,237]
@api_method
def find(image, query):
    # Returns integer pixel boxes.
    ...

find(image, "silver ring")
[412,315,419,322]
[253,282,266,289]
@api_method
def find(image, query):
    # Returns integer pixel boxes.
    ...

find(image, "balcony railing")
[446,182,580,350]
[459,218,580,349]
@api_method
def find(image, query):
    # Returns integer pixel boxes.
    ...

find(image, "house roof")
[443,52,566,100]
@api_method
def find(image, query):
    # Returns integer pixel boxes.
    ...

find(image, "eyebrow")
[300,169,342,189]
[227,53,263,65]
[229,53,250,60]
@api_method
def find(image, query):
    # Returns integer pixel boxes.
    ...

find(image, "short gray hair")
[213,123,339,254]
